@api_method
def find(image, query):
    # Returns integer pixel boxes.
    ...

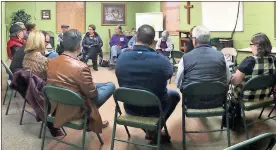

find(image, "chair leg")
[111,112,118,150]
[14,91,17,97]
[226,105,231,147]
[157,123,161,150]
[258,107,265,119]
[5,90,14,115]
[96,133,104,145]
[3,84,8,105]
[241,104,249,139]
[41,122,47,150]
[61,127,67,136]
[124,125,131,138]
[19,99,27,125]
[81,128,87,150]
[268,104,276,117]
[38,122,44,138]
[182,110,186,150]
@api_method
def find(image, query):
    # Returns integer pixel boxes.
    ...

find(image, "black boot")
[46,122,64,137]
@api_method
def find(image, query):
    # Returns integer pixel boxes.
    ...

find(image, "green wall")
[2,2,276,60]
[141,2,276,50]
[2,2,7,60]
[4,2,142,56]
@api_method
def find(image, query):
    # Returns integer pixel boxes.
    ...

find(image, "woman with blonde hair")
[23,30,48,81]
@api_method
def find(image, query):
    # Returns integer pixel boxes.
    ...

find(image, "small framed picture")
[102,3,126,26]
[41,10,51,20]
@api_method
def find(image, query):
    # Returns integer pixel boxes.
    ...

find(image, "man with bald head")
[115,24,180,143]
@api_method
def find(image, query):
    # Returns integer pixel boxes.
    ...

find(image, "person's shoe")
[46,122,64,137]
[145,130,171,144]
[93,65,98,71]
[102,120,109,129]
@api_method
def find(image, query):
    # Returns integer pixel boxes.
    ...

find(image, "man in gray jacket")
[175,25,231,108]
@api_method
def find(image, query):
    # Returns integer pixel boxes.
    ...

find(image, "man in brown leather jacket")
[47,29,115,133]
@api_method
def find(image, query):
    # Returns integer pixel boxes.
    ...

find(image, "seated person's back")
[176,25,230,109]
[47,29,115,133]
[232,33,276,101]
[115,25,180,142]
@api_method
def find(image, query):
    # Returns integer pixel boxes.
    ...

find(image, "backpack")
[99,59,110,67]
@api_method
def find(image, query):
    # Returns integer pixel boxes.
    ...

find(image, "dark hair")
[88,24,96,31]
[251,33,272,57]
[117,25,122,31]
[41,30,49,39]
[136,25,155,45]
[26,23,36,32]
[63,29,82,52]
[190,26,196,38]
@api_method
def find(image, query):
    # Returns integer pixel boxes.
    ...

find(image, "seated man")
[175,25,231,108]
[115,25,180,143]
[155,30,173,57]
[47,29,115,133]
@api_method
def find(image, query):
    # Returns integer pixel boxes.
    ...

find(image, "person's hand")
[129,46,133,49]
[116,45,121,49]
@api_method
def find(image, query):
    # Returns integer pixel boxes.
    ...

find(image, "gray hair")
[15,22,26,29]
[62,29,82,52]
[192,25,210,44]
[161,30,169,38]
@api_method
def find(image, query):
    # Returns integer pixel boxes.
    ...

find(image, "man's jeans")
[124,90,180,121]
[110,45,123,65]
[93,82,116,108]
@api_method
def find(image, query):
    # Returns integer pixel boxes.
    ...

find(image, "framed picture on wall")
[41,10,51,20]
[102,3,126,26]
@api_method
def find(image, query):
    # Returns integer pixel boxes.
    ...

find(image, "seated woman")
[7,24,26,60]
[232,33,276,102]
[22,30,63,137]
[82,24,103,71]
[42,31,59,59]
[155,30,173,57]
[185,26,196,53]
[25,23,36,38]
[23,30,48,81]
[109,25,128,69]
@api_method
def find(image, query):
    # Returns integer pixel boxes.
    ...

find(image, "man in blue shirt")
[115,25,180,143]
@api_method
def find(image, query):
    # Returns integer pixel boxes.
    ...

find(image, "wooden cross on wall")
[184,2,193,24]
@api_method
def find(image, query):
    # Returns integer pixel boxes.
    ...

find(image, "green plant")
[11,9,31,25]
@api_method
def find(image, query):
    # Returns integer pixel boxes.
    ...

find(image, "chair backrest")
[243,74,276,92]
[171,51,184,64]
[1,60,13,79]
[225,133,276,150]
[43,85,85,106]
[221,47,237,56]
[113,87,161,107]
[181,82,228,108]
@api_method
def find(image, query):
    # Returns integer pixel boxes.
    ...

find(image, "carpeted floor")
[2,60,276,150]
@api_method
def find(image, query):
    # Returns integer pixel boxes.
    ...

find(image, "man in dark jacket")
[6,24,26,60]
[175,25,231,108]
[115,25,180,143]
[81,24,103,71]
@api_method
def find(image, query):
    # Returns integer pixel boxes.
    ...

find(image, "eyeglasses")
[45,41,50,43]
[249,43,256,46]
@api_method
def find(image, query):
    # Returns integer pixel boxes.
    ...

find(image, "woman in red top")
[6,24,26,60]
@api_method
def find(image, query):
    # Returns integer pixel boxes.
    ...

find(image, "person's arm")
[77,66,98,99]
[82,36,90,48]
[224,56,231,84]
[175,58,184,88]
[155,39,161,50]
[128,36,134,48]
[121,35,128,48]
[231,56,255,86]
[98,36,103,47]
[165,38,173,52]
[163,56,173,80]
[109,35,115,47]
